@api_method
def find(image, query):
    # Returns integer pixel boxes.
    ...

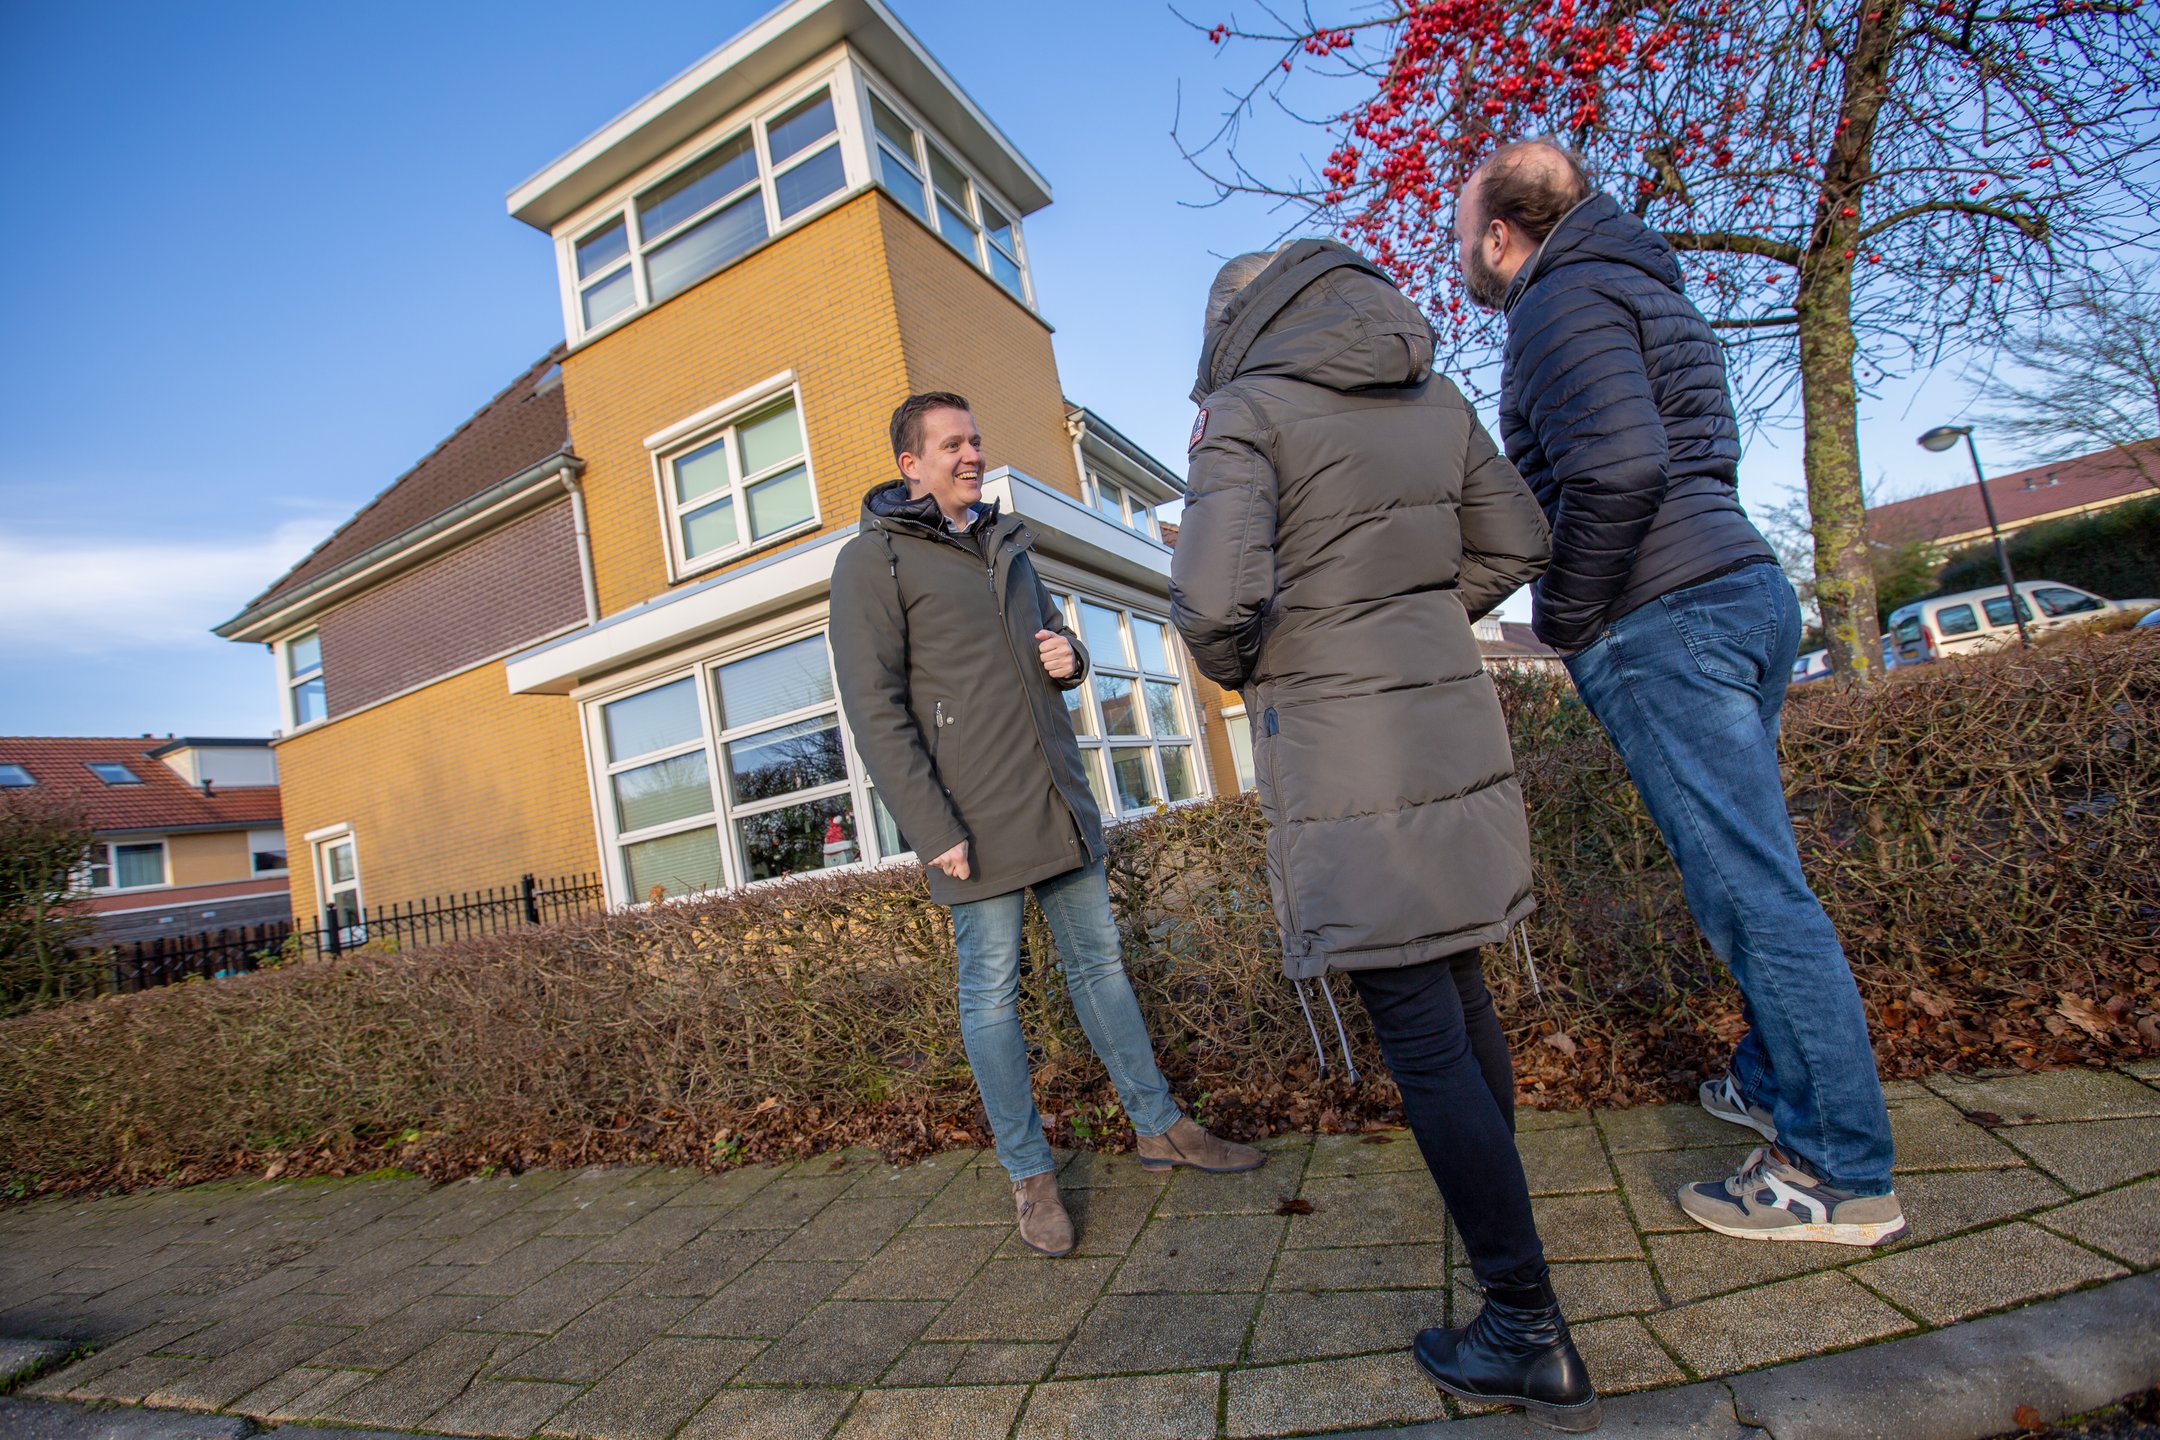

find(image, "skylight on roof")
[0,763,31,787]
[86,762,142,785]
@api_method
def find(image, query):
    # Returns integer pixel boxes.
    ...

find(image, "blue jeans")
[1563,564,1895,1193]
[949,860,1183,1181]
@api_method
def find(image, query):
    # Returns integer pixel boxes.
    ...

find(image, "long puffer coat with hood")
[1171,239,1553,979]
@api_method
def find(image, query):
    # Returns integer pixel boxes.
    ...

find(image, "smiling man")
[829,391,1262,1257]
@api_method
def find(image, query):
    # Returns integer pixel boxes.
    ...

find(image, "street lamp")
[1916,424,2030,647]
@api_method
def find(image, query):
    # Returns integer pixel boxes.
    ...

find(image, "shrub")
[0,791,97,1016]
[1937,494,2160,601]
[1,632,2154,1195]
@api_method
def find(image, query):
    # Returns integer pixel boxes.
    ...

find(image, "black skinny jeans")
[1347,951,1549,1292]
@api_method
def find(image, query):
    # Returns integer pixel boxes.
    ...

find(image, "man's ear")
[897,451,921,486]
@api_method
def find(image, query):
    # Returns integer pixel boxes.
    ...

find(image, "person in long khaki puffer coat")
[1171,239,1601,1433]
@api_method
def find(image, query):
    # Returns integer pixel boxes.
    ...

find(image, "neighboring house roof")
[0,737,282,834]
[1065,402,1186,498]
[1867,440,2158,547]
[240,351,571,612]
[1476,620,1561,664]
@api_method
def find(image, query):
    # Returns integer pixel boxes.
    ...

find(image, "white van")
[1884,580,2156,665]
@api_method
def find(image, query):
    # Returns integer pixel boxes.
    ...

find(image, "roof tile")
[0,737,281,834]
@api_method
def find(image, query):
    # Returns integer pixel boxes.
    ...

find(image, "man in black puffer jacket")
[1457,140,1905,1253]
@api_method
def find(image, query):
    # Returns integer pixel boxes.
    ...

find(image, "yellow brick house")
[220,0,1238,919]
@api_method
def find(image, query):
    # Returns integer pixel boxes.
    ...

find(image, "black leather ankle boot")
[1415,1277,1601,1432]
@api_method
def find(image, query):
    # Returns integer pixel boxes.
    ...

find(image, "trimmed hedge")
[2,632,2155,1196]
[1938,494,2160,601]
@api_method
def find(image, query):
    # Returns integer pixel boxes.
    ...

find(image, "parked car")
[2140,606,2160,629]
[1884,581,2160,665]
[1792,648,1832,684]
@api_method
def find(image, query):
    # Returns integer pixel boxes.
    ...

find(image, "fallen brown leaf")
[1275,1197,1315,1216]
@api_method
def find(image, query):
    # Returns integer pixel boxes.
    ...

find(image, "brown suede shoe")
[1013,1171,1075,1256]
[1136,1116,1266,1173]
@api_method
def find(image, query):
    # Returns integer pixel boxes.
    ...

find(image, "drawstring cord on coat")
[1292,975,1361,1086]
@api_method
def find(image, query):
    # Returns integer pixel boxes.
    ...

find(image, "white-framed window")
[652,386,819,581]
[86,840,167,892]
[1082,470,1161,541]
[1221,704,1258,792]
[249,828,289,876]
[0,763,31,788]
[863,82,1030,304]
[285,630,326,729]
[590,628,904,904]
[563,76,855,340]
[1047,593,1205,818]
[317,833,364,944]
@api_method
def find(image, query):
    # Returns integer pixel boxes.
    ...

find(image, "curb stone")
[0,1399,252,1440]
[1,1340,73,1390]
[1314,1271,2160,1439]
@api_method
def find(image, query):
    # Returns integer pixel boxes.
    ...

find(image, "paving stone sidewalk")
[4,1063,2157,1439]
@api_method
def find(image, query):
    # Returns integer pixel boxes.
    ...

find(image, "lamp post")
[1917,424,2030,648]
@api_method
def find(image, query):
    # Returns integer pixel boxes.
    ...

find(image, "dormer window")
[865,86,1029,303]
[1084,471,1161,542]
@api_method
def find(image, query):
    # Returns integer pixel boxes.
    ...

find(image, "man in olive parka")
[1171,241,1601,1432]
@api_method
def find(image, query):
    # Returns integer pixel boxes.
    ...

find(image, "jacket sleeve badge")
[1188,408,1208,451]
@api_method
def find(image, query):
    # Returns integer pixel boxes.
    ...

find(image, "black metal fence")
[101,872,606,994]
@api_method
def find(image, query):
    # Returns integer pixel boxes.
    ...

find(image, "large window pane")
[1144,681,1184,737]
[928,145,969,203]
[747,466,814,538]
[1063,684,1094,736]
[1095,675,1140,736]
[625,826,724,901]
[604,677,702,762]
[1161,745,1197,802]
[1081,751,1110,814]
[1080,602,1130,667]
[1131,618,1173,674]
[1094,482,1125,521]
[877,147,927,216]
[737,795,855,881]
[981,199,1016,253]
[715,635,834,730]
[646,192,768,302]
[775,144,846,220]
[870,788,906,857]
[682,496,739,557]
[738,401,804,474]
[115,844,163,888]
[292,677,326,726]
[869,92,915,151]
[987,246,1024,298]
[613,751,714,833]
[673,436,731,504]
[728,718,845,804]
[288,631,322,677]
[935,198,976,254]
[575,219,629,279]
[1111,750,1158,812]
[638,131,758,241]
[325,840,355,886]
[581,267,636,329]
[766,90,836,165]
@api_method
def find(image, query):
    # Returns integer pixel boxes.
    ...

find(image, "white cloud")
[0,520,334,657]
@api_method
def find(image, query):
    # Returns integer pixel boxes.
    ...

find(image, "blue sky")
[0,1,2003,738]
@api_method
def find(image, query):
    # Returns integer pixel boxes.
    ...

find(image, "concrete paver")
[5,1064,2153,1439]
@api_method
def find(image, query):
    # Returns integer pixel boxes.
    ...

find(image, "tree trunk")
[1797,0,1905,683]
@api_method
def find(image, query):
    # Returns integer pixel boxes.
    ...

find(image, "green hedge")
[1938,494,2160,601]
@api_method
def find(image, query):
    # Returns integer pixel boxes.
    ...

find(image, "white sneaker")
[1678,1146,1908,1247]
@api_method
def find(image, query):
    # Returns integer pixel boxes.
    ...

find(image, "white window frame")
[280,629,327,733]
[1082,469,1161,541]
[1047,592,1208,819]
[1220,703,1258,793]
[248,827,290,877]
[855,73,1034,308]
[555,62,870,344]
[584,623,904,906]
[314,830,365,945]
[647,376,822,584]
[83,838,168,893]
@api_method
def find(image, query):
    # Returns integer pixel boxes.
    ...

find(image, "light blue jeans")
[949,860,1183,1181]
[1563,564,1896,1193]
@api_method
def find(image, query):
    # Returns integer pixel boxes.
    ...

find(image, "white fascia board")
[505,528,853,696]
[983,469,1172,592]
[506,0,1048,232]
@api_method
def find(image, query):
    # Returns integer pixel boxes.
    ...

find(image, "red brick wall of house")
[320,499,585,717]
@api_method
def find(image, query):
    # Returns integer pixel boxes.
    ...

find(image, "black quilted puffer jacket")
[1499,193,1773,652]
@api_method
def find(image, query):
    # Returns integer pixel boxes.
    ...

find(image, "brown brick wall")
[879,202,1081,499]
[320,499,584,717]
[561,191,911,619]
[277,661,596,918]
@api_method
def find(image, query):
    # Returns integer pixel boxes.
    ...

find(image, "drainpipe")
[559,467,600,626]
[1065,413,1090,502]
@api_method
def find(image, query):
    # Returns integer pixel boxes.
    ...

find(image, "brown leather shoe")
[1013,1171,1075,1256]
[1136,1116,1266,1173]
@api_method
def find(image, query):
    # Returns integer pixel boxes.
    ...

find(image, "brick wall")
[276,661,595,918]
[320,500,585,717]
[561,191,911,619]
